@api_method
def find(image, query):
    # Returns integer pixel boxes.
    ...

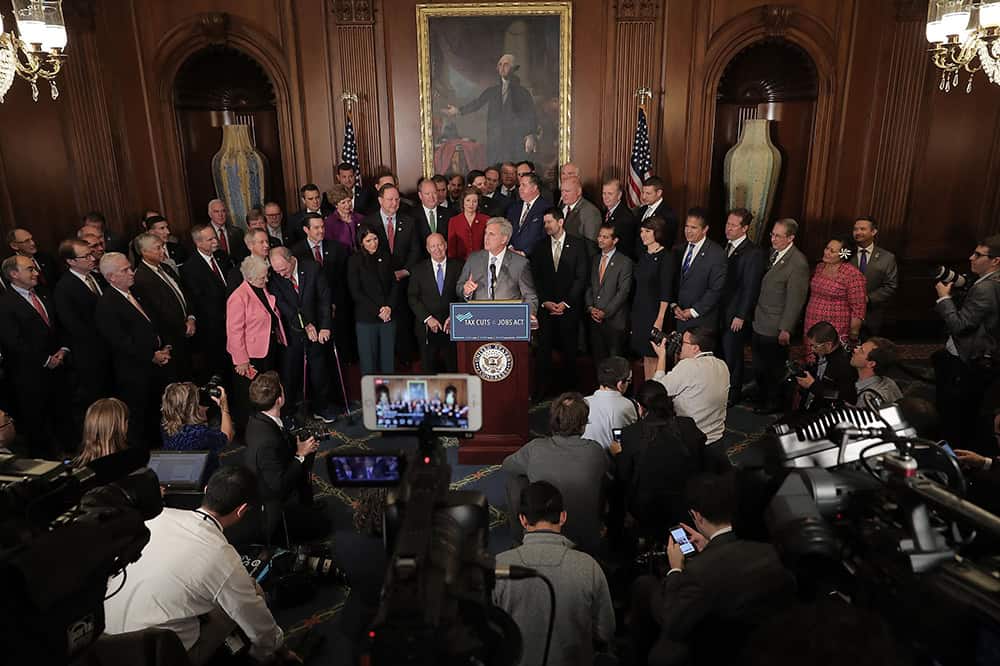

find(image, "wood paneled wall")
[0,0,998,332]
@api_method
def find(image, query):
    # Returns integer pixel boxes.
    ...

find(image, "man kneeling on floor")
[103,466,301,664]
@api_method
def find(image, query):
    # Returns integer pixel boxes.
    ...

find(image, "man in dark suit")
[586,223,634,367]
[207,199,243,261]
[374,172,418,218]
[530,208,589,399]
[482,166,510,213]
[268,247,337,423]
[852,216,898,336]
[180,224,233,383]
[415,179,452,248]
[53,239,111,435]
[142,214,189,269]
[408,233,462,373]
[96,252,173,449]
[498,161,519,200]
[601,178,638,261]
[672,208,727,334]
[506,173,551,256]
[631,474,795,666]
[8,228,58,290]
[0,255,71,457]
[263,201,290,246]
[82,210,126,255]
[718,208,765,405]
[633,176,678,252]
[231,208,282,264]
[243,371,329,544]
[287,183,330,247]
[794,321,858,413]
[362,183,422,363]
[468,170,507,218]
[132,233,196,379]
[337,162,375,216]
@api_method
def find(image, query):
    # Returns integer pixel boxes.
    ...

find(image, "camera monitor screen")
[362,375,482,432]
[148,451,210,491]
[328,454,403,486]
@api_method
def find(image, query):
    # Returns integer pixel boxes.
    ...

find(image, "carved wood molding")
[332,0,375,25]
[760,4,794,36]
[197,12,231,44]
[615,0,661,21]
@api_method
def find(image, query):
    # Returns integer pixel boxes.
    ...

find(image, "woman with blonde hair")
[74,398,129,467]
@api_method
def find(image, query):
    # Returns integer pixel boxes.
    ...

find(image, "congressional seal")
[472,342,514,382]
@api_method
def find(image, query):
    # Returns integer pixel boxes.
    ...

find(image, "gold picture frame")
[416,2,572,179]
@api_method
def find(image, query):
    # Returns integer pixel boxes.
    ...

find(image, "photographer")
[629,474,795,666]
[160,382,233,473]
[934,235,1000,449]
[850,337,902,410]
[103,466,300,665]
[792,321,857,413]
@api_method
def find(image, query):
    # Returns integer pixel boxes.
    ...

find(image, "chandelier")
[0,0,67,103]
[926,0,1000,92]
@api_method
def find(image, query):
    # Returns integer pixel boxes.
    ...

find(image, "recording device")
[784,360,808,381]
[289,423,336,442]
[612,427,623,441]
[147,450,210,491]
[648,328,684,360]
[670,525,698,557]
[198,374,224,407]
[934,265,969,289]
[761,404,1000,665]
[0,449,161,663]
[327,451,404,486]
[361,374,483,432]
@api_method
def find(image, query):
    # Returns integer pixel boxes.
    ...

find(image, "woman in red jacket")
[447,187,490,260]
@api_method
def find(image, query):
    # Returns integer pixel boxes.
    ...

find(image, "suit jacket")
[656,532,795,665]
[935,271,1000,364]
[415,205,453,246]
[530,233,589,312]
[165,240,189,267]
[209,223,244,260]
[353,186,376,216]
[633,201,679,250]
[269,259,332,339]
[605,203,638,261]
[801,344,858,410]
[506,196,552,255]
[179,251,231,346]
[348,252,400,323]
[95,288,162,388]
[456,250,539,315]
[361,210,421,280]
[563,197,602,246]
[132,262,191,349]
[753,245,810,337]
[0,289,64,387]
[225,280,286,366]
[585,250,634,329]
[244,412,311,512]
[720,238,766,324]
[674,239,728,331]
[22,252,59,290]
[53,271,108,370]
[854,244,898,331]
[291,239,349,311]
[478,192,508,219]
[407,258,463,337]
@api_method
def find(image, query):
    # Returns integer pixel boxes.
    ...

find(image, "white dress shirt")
[654,352,730,444]
[103,508,284,659]
[70,267,102,294]
[582,389,638,450]
[727,235,747,256]
[642,199,662,220]
[482,249,506,300]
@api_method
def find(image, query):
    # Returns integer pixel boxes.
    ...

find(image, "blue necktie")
[436,262,444,295]
[682,243,695,274]
[859,248,868,272]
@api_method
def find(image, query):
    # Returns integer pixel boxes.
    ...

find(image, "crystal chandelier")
[0,0,68,103]
[926,0,1000,92]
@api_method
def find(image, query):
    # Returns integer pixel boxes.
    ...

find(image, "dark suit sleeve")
[256,439,305,502]
[458,86,493,115]
[734,248,765,321]
[315,269,333,330]
[690,248,728,317]
[53,282,87,342]
[658,252,675,307]
[404,220,421,274]
[0,301,46,368]
[658,570,714,641]
[408,267,431,324]
[568,246,588,306]
[604,257,634,319]
[935,282,999,336]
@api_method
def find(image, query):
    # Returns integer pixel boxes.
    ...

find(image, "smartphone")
[611,428,623,441]
[361,374,483,432]
[939,441,956,458]
[669,525,697,557]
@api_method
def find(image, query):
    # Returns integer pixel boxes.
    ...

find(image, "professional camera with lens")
[198,374,223,407]
[783,360,808,381]
[933,265,969,289]
[649,328,683,360]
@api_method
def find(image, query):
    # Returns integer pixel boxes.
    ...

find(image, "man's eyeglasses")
[972,251,996,259]
[73,253,94,260]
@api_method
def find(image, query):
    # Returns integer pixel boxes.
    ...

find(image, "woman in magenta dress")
[323,183,362,253]
[803,236,867,344]
[447,187,489,260]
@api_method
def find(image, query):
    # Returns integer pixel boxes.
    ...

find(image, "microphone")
[825,422,896,441]
[495,564,538,580]
[489,263,497,299]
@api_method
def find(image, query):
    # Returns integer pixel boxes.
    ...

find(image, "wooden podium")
[451,302,532,464]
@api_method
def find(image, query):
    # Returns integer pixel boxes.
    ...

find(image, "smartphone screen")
[611,428,622,441]
[939,441,956,458]
[670,526,697,556]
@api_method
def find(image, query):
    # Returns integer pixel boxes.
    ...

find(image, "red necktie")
[386,217,396,252]
[30,290,50,327]
[292,276,300,293]
[313,243,323,266]
[216,226,228,253]
[605,208,612,223]
[210,257,224,283]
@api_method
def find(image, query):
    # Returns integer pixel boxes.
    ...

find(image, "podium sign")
[450,302,531,341]
[452,302,531,463]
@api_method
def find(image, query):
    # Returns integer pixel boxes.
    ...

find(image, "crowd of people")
[5,155,1000,666]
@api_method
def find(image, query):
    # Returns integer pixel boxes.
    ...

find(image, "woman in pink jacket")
[226,255,287,427]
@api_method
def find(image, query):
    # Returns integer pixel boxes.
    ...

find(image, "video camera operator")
[103,466,301,665]
[933,234,1000,450]
[791,321,857,413]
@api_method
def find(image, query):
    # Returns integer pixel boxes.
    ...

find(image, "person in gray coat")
[586,223,634,368]
[457,217,539,316]
[852,216,898,336]
[494,481,615,666]
[502,392,608,556]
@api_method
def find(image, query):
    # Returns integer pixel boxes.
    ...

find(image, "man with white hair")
[443,53,538,164]
[560,175,602,248]
[457,218,538,316]
[207,199,241,258]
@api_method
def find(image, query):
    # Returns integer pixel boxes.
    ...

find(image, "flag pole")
[627,87,654,209]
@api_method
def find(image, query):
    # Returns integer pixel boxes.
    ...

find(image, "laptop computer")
[147,450,211,492]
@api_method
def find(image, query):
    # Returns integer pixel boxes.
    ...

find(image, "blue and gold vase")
[211,124,267,230]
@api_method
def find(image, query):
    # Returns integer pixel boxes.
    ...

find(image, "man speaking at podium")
[458,217,539,317]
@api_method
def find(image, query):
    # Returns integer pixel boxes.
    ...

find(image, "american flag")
[341,112,361,192]
[627,108,652,208]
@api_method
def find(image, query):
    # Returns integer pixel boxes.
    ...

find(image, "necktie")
[85,273,100,295]
[126,291,150,321]
[489,257,497,299]
[429,210,437,233]
[157,265,187,311]
[519,204,530,229]
[386,217,396,252]
[210,257,224,284]
[563,204,570,219]
[859,248,868,272]
[726,241,735,258]
[29,290,50,327]
[553,238,562,271]
[292,276,299,293]
[642,206,653,221]
[436,262,444,296]
[599,254,609,284]
[605,208,612,223]
[216,226,228,254]
[768,250,779,269]
[682,243,695,274]
[313,243,324,266]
